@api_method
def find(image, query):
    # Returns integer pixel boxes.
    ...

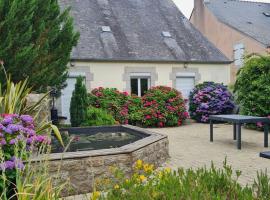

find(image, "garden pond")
[51,126,148,153]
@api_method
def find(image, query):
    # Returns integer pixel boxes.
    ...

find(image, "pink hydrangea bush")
[142,86,188,127]
[89,87,130,124]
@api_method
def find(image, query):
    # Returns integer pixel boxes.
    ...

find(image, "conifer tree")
[70,76,88,127]
[0,0,79,92]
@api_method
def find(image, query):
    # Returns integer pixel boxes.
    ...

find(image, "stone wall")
[47,136,169,196]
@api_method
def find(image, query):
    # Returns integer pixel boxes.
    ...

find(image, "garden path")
[152,120,270,185]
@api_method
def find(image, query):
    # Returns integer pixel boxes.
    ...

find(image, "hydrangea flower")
[0,114,50,172]
[189,82,235,123]
[20,115,34,125]
[0,157,24,171]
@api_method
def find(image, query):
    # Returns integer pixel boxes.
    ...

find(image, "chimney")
[191,0,206,33]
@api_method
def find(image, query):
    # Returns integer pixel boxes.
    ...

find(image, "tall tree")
[0,0,79,92]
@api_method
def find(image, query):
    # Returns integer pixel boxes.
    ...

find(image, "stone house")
[190,0,270,82]
[58,0,231,123]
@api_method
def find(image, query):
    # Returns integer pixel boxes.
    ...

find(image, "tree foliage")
[234,54,270,118]
[70,76,88,127]
[0,0,79,92]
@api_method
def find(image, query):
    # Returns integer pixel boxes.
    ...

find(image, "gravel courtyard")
[151,120,270,185]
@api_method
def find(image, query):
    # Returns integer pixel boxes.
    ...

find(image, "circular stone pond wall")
[36,125,169,196]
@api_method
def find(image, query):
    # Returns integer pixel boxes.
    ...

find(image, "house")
[190,0,270,82]
[58,0,231,123]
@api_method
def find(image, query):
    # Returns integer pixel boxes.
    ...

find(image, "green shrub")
[234,55,270,128]
[81,107,116,126]
[70,76,88,127]
[89,88,129,124]
[128,95,143,125]
[95,160,270,200]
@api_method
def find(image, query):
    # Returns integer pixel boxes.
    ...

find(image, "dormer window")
[101,26,111,32]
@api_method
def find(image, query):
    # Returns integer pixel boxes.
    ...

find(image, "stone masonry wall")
[48,137,169,196]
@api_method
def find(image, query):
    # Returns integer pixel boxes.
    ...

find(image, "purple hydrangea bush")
[0,114,50,191]
[189,82,235,123]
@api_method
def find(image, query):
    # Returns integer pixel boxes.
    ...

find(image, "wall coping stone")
[31,125,167,161]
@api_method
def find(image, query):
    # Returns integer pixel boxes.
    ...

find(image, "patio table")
[209,114,270,150]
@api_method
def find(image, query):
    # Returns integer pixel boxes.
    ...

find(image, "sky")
[173,0,270,18]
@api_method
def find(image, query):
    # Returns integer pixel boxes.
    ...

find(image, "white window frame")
[130,73,151,97]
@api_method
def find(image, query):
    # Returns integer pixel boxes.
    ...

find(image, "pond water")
[51,131,145,153]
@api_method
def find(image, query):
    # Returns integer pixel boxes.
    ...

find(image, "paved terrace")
[152,121,270,185]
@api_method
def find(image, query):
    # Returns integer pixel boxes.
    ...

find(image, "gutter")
[70,58,233,65]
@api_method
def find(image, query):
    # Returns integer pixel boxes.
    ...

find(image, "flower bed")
[189,82,235,123]
[95,160,270,200]
[89,86,188,128]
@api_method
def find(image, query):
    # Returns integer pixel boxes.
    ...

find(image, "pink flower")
[122,92,129,96]
[145,115,151,119]
[158,122,164,127]
[257,122,263,128]
[183,112,189,118]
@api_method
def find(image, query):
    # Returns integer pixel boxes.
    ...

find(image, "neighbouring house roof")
[205,0,270,47]
[59,0,230,63]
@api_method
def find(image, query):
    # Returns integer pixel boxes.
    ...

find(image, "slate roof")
[205,0,270,47]
[59,0,230,63]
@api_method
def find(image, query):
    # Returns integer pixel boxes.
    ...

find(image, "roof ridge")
[229,0,270,5]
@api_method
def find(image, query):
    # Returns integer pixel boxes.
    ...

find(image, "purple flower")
[3,127,13,134]
[0,139,6,145]
[1,160,14,170]
[11,157,24,170]
[7,124,23,132]
[1,117,13,125]
[20,115,34,125]
[35,135,51,144]
[26,137,34,145]
[0,124,4,131]
[0,157,24,171]
[22,127,36,136]
[9,139,17,145]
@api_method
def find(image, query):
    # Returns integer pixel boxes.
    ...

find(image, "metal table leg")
[233,123,236,140]
[264,123,269,147]
[210,120,213,142]
[236,123,242,149]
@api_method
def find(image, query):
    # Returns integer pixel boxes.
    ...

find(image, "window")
[234,43,245,68]
[130,73,150,96]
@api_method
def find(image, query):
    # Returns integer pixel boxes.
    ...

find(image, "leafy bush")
[95,160,270,200]
[141,86,188,127]
[189,82,235,123]
[81,107,116,126]
[128,95,143,125]
[70,76,88,127]
[89,88,129,124]
[234,55,270,127]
